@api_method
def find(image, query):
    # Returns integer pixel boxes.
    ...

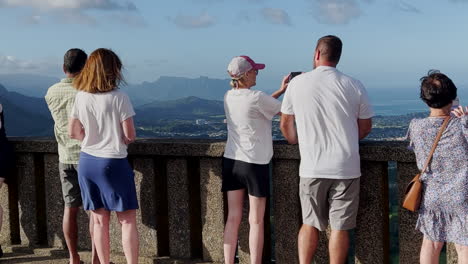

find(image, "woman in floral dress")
[407,70,468,263]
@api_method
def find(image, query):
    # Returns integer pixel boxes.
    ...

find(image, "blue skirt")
[78,152,139,212]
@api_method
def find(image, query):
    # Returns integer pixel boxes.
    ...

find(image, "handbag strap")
[421,116,451,173]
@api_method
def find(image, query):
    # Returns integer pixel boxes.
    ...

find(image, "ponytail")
[230,79,239,88]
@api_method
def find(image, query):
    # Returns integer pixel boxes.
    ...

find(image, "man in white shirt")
[280,35,373,264]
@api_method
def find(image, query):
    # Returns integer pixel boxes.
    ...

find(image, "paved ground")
[0,246,211,264]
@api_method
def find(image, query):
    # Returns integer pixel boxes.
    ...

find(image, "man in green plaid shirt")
[45,49,99,264]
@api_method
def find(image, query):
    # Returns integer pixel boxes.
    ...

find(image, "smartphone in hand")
[288,72,302,82]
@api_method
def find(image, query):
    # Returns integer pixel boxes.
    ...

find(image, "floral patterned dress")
[408,116,468,245]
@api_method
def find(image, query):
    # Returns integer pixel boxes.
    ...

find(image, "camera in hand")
[289,72,302,81]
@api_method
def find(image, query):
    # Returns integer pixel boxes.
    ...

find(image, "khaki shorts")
[299,177,360,231]
[59,163,82,208]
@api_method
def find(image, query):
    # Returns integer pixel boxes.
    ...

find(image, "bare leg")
[92,209,111,264]
[89,213,101,264]
[454,243,468,264]
[248,195,266,264]
[329,230,349,264]
[223,189,245,264]
[298,224,319,264]
[116,210,139,264]
[63,207,80,264]
[420,237,443,264]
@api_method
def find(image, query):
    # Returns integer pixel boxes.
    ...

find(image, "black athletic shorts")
[221,157,270,197]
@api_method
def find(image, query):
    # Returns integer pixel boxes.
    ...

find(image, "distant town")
[0,73,426,140]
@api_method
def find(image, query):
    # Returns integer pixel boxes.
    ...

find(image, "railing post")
[272,159,301,264]
[397,162,422,264]
[16,153,44,246]
[355,161,390,264]
[166,158,193,258]
[132,157,159,256]
[0,171,19,246]
[44,154,91,250]
[199,157,224,262]
[446,243,458,264]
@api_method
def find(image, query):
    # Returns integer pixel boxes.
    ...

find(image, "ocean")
[368,88,468,116]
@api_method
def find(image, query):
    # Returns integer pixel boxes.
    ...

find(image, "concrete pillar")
[199,158,224,262]
[446,243,458,264]
[44,154,91,250]
[43,154,65,249]
[0,174,19,245]
[167,158,192,258]
[108,157,160,256]
[16,153,45,246]
[397,162,422,264]
[109,157,169,257]
[133,157,158,256]
[272,159,300,264]
[355,161,389,264]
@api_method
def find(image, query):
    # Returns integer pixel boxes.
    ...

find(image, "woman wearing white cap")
[223,55,289,264]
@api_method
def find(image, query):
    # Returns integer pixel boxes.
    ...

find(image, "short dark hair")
[316,35,342,64]
[63,49,87,74]
[420,70,457,108]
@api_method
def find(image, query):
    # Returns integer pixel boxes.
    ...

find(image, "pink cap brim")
[240,55,266,71]
[253,63,265,70]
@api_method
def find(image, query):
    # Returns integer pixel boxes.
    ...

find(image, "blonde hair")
[229,73,248,88]
[73,48,124,93]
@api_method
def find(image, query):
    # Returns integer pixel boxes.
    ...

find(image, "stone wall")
[0,138,459,263]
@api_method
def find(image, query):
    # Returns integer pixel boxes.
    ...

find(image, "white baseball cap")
[227,55,265,79]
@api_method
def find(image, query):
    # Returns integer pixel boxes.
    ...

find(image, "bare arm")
[68,118,85,141]
[358,118,372,140]
[280,113,298,144]
[271,74,291,99]
[122,117,136,145]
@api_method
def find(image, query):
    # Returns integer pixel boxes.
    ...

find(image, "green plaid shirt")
[45,78,80,164]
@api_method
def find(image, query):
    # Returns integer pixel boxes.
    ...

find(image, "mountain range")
[0,73,232,107]
[0,73,428,139]
[0,83,53,136]
[0,73,231,136]
[0,74,59,98]
[123,76,230,106]
[136,96,224,123]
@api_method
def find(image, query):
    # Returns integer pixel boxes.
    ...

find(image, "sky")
[1,0,468,93]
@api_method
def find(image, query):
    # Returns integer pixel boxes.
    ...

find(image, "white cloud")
[312,0,362,25]
[21,14,41,24]
[110,13,147,27]
[0,0,136,11]
[261,8,291,26]
[170,13,216,29]
[395,1,421,13]
[0,0,144,26]
[56,12,97,25]
[0,55,61,76]
[0,55,38,71]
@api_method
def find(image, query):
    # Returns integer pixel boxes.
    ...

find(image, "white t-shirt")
[281,66,374,179]
[224,89,281,164]
[71,90,135,159]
